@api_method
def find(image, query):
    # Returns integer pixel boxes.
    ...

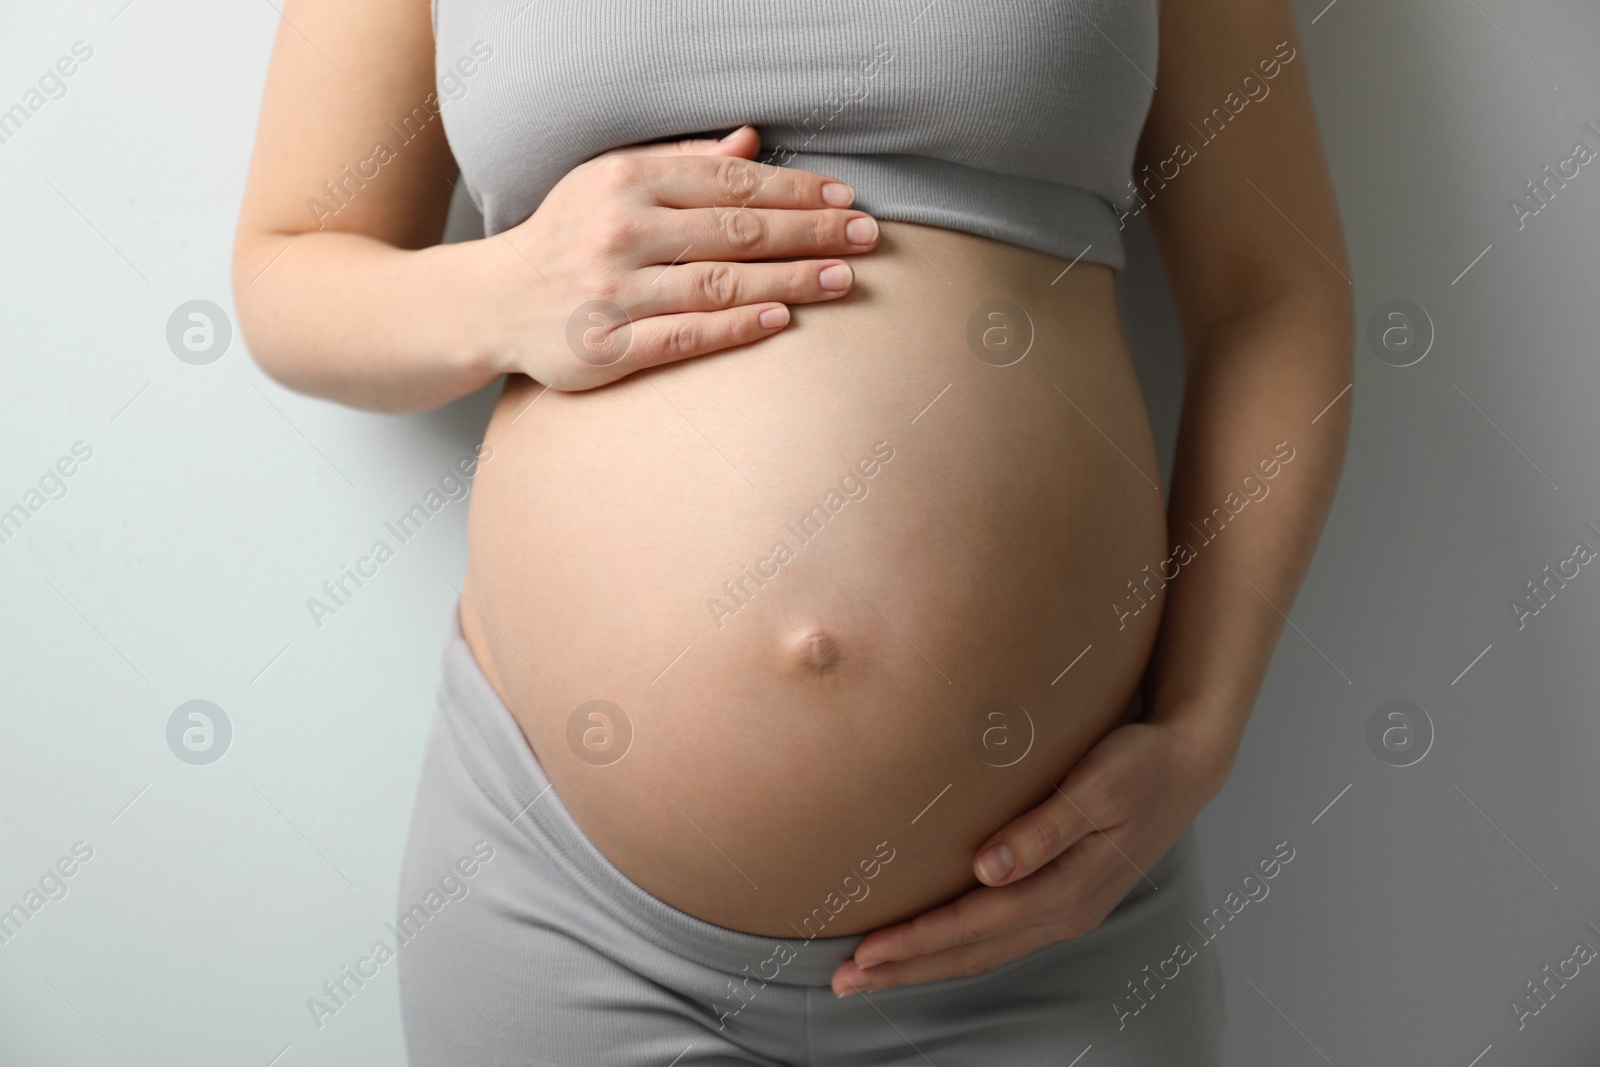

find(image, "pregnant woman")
[234,0,1351,1062]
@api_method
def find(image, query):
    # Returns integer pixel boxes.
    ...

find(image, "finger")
[852,832,1146,970]
[609,199,874,267]
[635,153,857,212]
[598,124,763,162]
[832,927,1054,998]
[658,204,878,264]
[849,875,1061,971]
[624,259,854,318]
[973,780,1100,887]
[575,304,792,377]
[582,154,867,263]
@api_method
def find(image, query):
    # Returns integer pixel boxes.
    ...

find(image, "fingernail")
[758,305,789,329]
[821,181,854,207]
[835,984,860,999]
[845,216,879,244]
[856,955,883,970]
[977,843,1016,885]
[720,125,745,142]
[818,263,853,291]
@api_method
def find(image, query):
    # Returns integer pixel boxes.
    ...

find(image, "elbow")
[1186,274,1356,458]
[1284,280,1355,465]
[230,230,292,387]
[230,230,351,407]
[1299,277,1355,383]
[1257,267,1354,353]
[1275,278,1355,430]
[1308,278,1355,391]
[1275,243,1355,357]
[1192,274,1355,381]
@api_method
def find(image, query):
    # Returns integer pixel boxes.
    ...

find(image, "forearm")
[1142,286,1354,784]
[232,231,510,414]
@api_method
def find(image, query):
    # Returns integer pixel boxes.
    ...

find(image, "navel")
[782,625,843,676]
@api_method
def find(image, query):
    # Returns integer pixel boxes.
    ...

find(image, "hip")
[398,612,1223,1066]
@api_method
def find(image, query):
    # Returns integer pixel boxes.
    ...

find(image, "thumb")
[599,123,762,161]
[973,781,1096,886]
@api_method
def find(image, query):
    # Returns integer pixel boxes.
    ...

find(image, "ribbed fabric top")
[432,1,1160,269]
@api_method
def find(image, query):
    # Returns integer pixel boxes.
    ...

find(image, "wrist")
[408,239,520,383]
[1146,699,1246,798]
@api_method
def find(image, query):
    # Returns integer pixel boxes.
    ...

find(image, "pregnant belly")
[460,222,1168,937]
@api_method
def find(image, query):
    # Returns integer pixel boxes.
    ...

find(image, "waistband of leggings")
[437,603,865,986]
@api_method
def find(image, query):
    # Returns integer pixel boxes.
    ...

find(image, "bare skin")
[232,0,1351,994]
[458,216,1166,934]
[832,0,1353,995]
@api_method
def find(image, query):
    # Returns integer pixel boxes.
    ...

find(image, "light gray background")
[3,0,1598,1064]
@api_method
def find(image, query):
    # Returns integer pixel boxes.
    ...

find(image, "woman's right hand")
[481,124,881,391]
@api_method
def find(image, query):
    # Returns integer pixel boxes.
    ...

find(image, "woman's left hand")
[830,716,1231,997]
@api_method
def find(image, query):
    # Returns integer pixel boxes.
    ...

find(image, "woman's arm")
[233,0,877,414]
[1135,0,1353,766]
[832,0,1352,994]
[230,0,486,411]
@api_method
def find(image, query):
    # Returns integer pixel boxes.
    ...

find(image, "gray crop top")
[431,1,1160,269]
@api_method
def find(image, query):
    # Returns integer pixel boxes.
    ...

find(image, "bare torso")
[459,221,1167,937]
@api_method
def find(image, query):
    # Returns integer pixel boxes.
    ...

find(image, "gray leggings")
[397,614,1225,1066]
